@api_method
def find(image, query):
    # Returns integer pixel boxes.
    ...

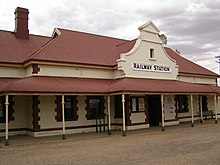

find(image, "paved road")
[1,123,220,165]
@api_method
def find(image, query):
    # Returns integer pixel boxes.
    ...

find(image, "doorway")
[148,95,161,126]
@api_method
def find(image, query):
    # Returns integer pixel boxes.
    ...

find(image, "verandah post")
[5,94,9,146]
[191,94,194,127]
[122,93,126,136]
[107,95,112,135]
[200,96,204,123]
[214,94,218,124]
[61,95,66,140]
[161,94,165,131]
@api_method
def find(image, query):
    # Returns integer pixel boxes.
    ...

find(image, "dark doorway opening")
[148,95,161,126]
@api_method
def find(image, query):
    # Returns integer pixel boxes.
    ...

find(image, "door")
[148,95,161,126]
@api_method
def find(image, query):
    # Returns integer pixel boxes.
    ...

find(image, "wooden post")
[191,95,194,127]
[122,93,126,136]
[61,95,66,140]
[214,95,218,124]
[161,94,165,131]
[200,96,204,123]
[5,95,9,146]
[107,95,112,135]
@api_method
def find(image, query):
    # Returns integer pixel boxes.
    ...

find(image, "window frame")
[150,48,155,59]
[130,96,145,113]
[114,95,122,118]
[64,96,75,121]
[86,96,105,120]
[176,95,189,113]
[55,96,78,122]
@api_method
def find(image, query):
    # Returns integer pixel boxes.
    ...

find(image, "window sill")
[149,58,156,61]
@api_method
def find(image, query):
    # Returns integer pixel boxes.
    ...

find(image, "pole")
[5,95,9,146]
[191,95,194,127]
[161,94,165,131]
[61,95,66,140]
[214,95,218,124]
[122,93,126,136]
[107,95,112,135]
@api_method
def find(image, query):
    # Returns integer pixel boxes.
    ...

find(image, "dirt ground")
[0,122,220,165]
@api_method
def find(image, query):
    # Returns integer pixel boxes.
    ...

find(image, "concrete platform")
[0,119,217,147]
[0,119,220,165]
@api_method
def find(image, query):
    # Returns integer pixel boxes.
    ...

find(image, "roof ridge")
[57,28,128,42]
[0,29,50,38]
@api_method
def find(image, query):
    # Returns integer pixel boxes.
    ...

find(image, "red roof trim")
[0,77,219,94]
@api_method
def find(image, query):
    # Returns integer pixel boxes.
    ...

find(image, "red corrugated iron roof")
[0,77,219,94]
[0,28,218,77]
[27,29,127,66]
[110,78,220,93]
[0,76,111,94]
[0,78,18,92]
[0,30,51,64]
[164,47,218,77]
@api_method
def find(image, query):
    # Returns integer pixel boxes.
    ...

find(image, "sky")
[0,0,220,74]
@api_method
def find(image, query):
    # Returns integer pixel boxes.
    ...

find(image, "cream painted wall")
[217,97,220,114]
[36,64,114,79]
[0,96,30,137]
[207,95,215,110]
[39,96,57,129]
[130,112,145,124]
[38,95,109,135]
[25,65,33,77]
[178,95,199,119]
[164,95,176,121]
[0,66,25,78]
[178,95,217,122]
[117,22,178,80]
[0,96,26,130]
[177,75,216,85]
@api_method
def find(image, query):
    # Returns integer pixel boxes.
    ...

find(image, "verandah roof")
[0,76,219,95]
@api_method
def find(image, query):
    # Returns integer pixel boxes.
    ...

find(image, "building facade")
[0,7,220,145]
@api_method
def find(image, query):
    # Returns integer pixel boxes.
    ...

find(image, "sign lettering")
[132,62,171,73]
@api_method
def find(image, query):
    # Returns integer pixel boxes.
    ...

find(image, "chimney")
[14,7,29,39]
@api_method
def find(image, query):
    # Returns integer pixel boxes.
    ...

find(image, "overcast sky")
[0,0,219,74]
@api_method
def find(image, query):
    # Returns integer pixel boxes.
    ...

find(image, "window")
[0,97,5,123]
[114,95,122,118]
[130,97,145,113]
[176,95,189,113]
[150,48,154,59]
[86,96,104,120]
[55,96,78,122]
[201,96,208,112]
[64,96,76,121]
[0,96,14,123]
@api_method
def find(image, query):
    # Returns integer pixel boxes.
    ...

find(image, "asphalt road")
[1,123,220,165]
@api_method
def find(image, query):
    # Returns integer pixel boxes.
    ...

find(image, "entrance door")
[148,95,161,126]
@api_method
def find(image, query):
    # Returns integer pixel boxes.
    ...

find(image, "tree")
[159,34,167,45]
